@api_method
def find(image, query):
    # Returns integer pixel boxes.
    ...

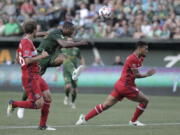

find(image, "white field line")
[0,122,180,130]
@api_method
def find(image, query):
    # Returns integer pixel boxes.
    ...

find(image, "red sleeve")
[21,39,33,58]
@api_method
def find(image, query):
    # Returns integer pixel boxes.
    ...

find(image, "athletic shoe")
[39,126,56,131]
[129,120,145,126]
[7,100,15,117]
[72,65,85,80]
[75,114,86,125]
[63,96,69,105]
[17,108,25,119]
[70,103,76,109]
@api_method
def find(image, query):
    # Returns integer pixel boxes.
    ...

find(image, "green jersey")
[37,29,65,54]
[61,47,81,67]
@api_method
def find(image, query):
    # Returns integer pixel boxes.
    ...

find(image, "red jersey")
[118,53,144,86]
[17,38,39,77]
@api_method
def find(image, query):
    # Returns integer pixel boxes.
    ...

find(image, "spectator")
[141,18,152,38]
[161,24,170,39]
[173,27,180,39]
[35,0,50,30]
[92,57,105,67]
[113,56,124,66]
[20,0,36,21]
[3,17,21,36]
[3,0,16,16]
[0,19,5,36]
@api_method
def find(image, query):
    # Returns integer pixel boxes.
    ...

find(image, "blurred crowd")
[0,0,179,39]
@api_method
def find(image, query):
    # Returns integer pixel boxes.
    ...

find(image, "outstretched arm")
[132,68,156,78]
[24,51,49,65]
[57,39,88,48]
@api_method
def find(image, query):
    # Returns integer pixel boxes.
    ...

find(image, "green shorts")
[38,49,62,75]
[63,60,77,88]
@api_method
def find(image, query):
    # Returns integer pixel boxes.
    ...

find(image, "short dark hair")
[135,41,148,49]
[23,21,37,34]
[62,21,74,37]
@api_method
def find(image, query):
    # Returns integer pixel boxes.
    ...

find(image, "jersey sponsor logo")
[24,50,30,56]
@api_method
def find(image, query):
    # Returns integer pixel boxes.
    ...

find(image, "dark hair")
[62,21,74,37]
[135,41,148,49]
[23,21,37,34]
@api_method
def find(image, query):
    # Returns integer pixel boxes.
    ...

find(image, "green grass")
[0,91,180,135]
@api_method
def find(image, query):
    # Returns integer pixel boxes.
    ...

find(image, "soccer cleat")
[75,114,86,125]
[63,96,69,105]
[70,103,76,109]
[129,120,145,126]
[72,65,85,80]
[7,100,15,117]
[17,108,25,119]
[39,126,56,131]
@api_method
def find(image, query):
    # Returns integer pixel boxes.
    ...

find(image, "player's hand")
[147,68,156,76]
[41,51,49,58]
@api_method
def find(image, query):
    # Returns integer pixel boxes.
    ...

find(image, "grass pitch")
[0,91,180,135]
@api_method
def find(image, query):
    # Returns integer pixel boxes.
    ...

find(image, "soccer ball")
[98,6,112,19]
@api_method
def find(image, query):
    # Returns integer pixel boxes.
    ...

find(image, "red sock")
[131,103,147,122]
[85,104,105,121]
[12,100,37,109]
[39,101,51,127]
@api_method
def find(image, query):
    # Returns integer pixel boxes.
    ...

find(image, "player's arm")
[24,51,49,64]
[132,68,156,78]
[36,31,49,37]
[56,39,88,48]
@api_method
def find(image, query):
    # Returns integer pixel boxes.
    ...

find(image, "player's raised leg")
[76,95,118,125]
[128,91,149,126]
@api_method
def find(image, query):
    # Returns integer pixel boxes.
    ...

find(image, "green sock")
[71,91,77,103]
[22,91,27,101]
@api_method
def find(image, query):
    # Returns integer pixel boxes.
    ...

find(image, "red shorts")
[110,82,139,101]
[22,75,49,101]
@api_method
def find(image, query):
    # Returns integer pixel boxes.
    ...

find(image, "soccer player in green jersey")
[61,47,85,109]
[17,21,88,119]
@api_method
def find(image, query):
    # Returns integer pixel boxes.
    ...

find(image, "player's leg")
[72,65,85,81]
[49,50,65,67]
[63,84,71,105]
[70,81,78,109]
[17,89,27,119]
[128,91,149,126]
[63,62,72,105]
[39,56,51,75]
[76,94,118,125]
[39,77,56,130]
[7,78,44,116]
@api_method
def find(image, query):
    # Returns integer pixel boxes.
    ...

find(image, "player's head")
[135,41,148,57]
[62,21,75,37]
[23,21,37,36]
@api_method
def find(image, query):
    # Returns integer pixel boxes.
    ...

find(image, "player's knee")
[44,94,52,102]
[36,100,44,109]
[65,84,71,89]
[54,55,64,65]
[103,103,111,110]
[142,97,149,105]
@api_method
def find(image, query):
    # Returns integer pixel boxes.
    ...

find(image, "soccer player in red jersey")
[7,21,55,130]
[76,41,156,126]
